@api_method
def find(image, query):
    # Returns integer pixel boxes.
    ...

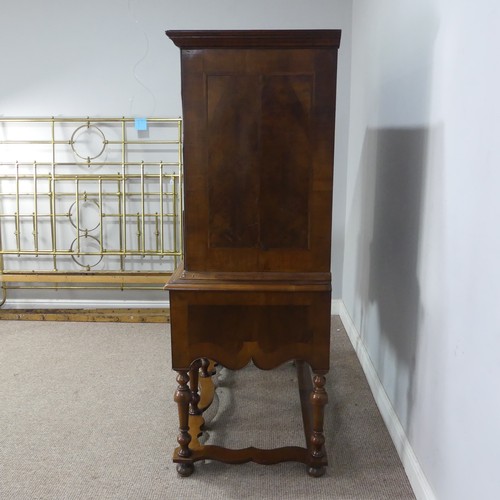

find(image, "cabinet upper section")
[166,30,341,274]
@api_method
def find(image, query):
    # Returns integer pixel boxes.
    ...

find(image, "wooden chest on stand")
[165,29,341,477]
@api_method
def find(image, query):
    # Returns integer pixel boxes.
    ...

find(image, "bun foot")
[176,463,195,477]
[307,465,325,478]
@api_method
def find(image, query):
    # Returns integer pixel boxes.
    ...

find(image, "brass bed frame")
[0,117,182,307]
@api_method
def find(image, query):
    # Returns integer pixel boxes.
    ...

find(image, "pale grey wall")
[0,0,352,304]
[345,1,500,499]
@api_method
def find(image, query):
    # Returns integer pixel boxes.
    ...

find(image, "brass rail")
[0,117,183,306]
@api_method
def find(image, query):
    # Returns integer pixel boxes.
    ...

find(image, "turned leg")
[200,358,216,378]
[189,360,202,416]
[197,358,217,415]
[308,373,328,477]
[174,370,194,476]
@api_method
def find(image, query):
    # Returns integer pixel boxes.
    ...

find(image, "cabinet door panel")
[181,47,337,273]
[207,75,260,249]
[260,74,312,250]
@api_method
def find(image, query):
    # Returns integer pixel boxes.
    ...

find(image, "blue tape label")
[134,118,148,131]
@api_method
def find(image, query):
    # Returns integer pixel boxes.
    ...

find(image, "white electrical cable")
[127,0,157,117]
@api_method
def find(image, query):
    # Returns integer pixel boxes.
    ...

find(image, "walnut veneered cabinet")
[165,29,341,477]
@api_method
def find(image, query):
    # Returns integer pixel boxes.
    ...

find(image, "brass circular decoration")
[69,235,104,270]
[68,198,101,233]
[70,124,107,161]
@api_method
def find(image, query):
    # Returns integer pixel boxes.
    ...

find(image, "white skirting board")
[2,299,169,309]
[333,299,435,500]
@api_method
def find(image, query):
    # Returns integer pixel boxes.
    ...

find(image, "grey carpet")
[0,317,415,500]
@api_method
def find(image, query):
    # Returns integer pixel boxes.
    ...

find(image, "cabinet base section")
[172,359,328,477]
[168,286,331,372]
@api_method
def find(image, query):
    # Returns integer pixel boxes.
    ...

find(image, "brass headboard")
[0,117,183,306]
